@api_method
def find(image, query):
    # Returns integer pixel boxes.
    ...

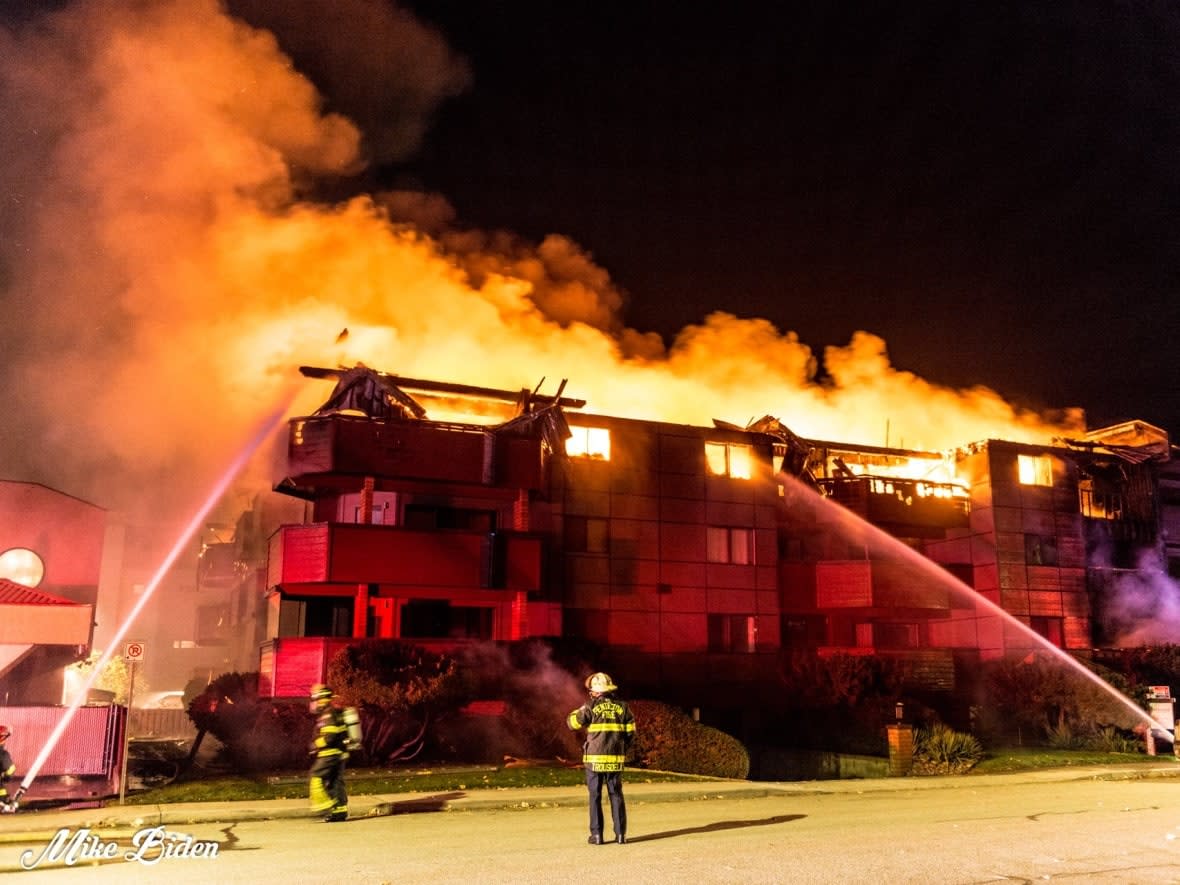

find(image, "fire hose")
[1,785,24,813]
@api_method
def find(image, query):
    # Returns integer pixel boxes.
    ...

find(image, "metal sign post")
[118,641,145,804]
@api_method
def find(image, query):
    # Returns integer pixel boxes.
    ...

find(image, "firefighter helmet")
[309,684,333,702]
[0,725,9,742]
[586,672,617,694]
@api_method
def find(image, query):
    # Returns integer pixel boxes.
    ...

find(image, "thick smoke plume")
[0,0,1085,525]
[1105,550,1180,647]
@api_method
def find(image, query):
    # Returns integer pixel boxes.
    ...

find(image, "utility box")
[1146,686,1176,756]
[885,723,914,776]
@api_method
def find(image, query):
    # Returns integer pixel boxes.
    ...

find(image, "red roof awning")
[0,578,79,606]
[0,578,93,646]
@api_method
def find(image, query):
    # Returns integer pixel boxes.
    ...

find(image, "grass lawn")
[122,747,1179,805]
[124,763,713,806]
[971,747,1178,774]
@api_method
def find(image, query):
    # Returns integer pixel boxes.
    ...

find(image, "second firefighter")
[308,683,358,822]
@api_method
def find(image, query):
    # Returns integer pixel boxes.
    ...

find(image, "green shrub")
[912,722,983,775]
[1045,720,1079,749]
[1085,725,1143,754]
[629,700,750,779]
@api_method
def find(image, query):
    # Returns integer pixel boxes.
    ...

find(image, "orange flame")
[0,0,1084,515]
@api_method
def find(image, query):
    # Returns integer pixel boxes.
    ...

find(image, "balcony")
[284,415,545,493]
[818,476,970,534]
[267,523,542,592]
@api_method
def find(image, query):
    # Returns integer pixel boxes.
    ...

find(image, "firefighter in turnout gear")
[308,684,351,822]
[0,726,15,813]
[567,672,636,844]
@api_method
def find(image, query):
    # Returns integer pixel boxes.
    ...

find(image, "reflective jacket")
[313,707,350,760]
[567,694,635,772]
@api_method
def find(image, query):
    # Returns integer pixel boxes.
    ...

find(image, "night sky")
[3,1,1178,439]
[380,2,1180,438]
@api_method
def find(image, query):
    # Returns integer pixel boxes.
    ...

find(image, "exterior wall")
[0,481,106,703]
[545,417,781,707]
[0,481,106,604]
[938,441,1091,659]
[261,388,1175,710]
[1161,457,1180,578]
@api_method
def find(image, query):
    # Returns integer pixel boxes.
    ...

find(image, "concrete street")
[2,764,1180,883]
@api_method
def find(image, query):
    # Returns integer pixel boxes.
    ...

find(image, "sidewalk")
[3,761,1179,843]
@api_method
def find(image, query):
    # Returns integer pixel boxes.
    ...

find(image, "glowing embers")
[705,441,752,479]
[867,477,967,502]
[566,425,610,460]
[0,547,45,588]
[1018,453,1054,486]
[1078,477,1123,520]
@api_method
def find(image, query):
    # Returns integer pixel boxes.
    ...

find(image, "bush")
[188,672,314,772]
[327,640,471,764]
[912,722,983,775]
[629,700,750,779]
[1090,725,1143,754]
[976,653,1147,746]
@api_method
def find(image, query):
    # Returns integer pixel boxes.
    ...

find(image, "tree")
[66,651,144,705]
[327,640,471,764]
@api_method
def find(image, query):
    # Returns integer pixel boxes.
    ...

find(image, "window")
[708,614,756,653]
[565,516,609,553]
[301,597,354,637]
[0,547,45,588]
[1017,453,1053,486]
[1030,616,1064,648]
[707,526,753,564]
[1078,478,1122,520]
[705,442,752,479]
[340,492,398,525]
[874,621,920,649]
[566,425,611,460]
[1025,533,1059,566]
[401,600,493,639]
[781,615,827,648]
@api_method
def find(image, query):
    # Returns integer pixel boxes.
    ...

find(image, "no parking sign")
[123,640,146,662]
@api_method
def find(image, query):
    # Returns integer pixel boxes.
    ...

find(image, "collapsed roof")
[299,364,583,450]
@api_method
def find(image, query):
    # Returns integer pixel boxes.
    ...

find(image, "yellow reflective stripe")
[567,711,582,729]
[3,764,13,776]
[583,754,625,763]
[587,722,631,732]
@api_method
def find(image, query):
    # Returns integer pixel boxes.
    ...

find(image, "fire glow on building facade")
[203,364,1180,720]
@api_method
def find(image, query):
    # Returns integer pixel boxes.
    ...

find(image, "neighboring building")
[194,492,306,678]
[0,481,104,704]
[254,366,1178,727]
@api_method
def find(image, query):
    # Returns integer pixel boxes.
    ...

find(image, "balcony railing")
[818,476,970,530]
[286,415,545,490]
[268,523,542,592]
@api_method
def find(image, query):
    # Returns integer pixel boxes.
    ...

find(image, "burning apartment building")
[241,364,1178,728]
